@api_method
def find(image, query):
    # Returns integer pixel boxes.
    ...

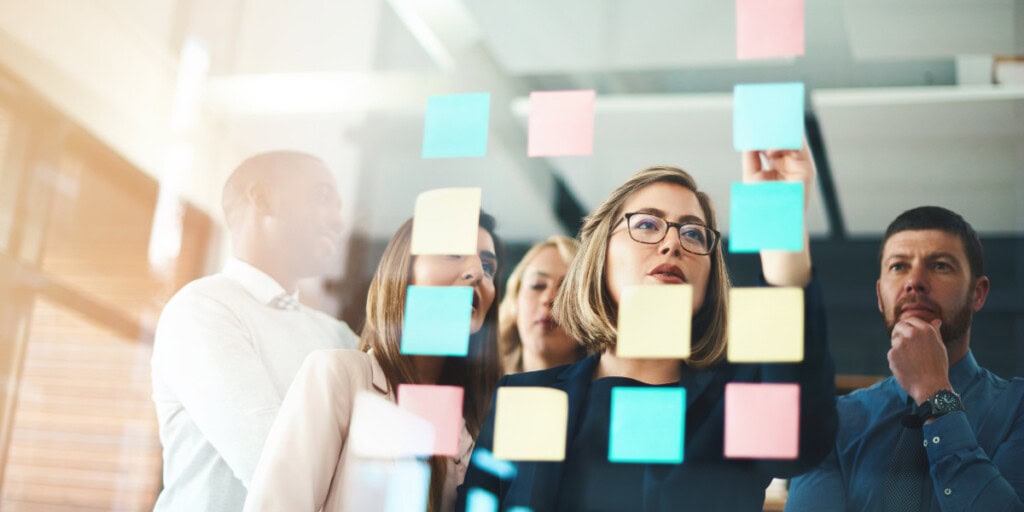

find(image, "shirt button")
[944,488,952,496]
[933,436,941,444]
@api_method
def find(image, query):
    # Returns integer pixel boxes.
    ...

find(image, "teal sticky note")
[401,286,473,356]
[733,82,804,150]
[422,93,491,158]
[466,487,498,512]
[608,387,685,464]
[729,182,804,253]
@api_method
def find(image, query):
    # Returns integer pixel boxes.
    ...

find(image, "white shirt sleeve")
[153,291,283,487]
[244,350,354,511]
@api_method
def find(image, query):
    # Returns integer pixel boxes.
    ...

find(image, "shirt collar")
[894,349,981,403]
[222,258,298,306]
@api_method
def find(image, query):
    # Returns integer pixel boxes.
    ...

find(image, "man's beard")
[883,294,973,347]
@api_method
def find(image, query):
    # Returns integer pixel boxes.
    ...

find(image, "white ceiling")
[2,0,1021,243]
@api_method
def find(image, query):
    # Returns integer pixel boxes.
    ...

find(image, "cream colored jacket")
[243,349,473,512]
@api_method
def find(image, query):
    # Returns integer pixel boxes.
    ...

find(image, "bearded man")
[786,206,1024,511]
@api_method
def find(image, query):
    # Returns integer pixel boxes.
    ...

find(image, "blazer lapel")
[515,355,599,511]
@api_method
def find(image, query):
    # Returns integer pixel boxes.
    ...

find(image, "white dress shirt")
[151,258,359,512]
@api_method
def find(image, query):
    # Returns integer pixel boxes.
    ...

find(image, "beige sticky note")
[727,287,804,363]
[410,188,481,255]
[493,387,568,461]
[616,285,692,359]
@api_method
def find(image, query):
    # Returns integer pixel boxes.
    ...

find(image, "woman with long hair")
[498,236,583,374]
[244,213,503,512]
[459,148,837,511]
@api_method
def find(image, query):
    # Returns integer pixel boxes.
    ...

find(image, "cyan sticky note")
[728,182,804,253]
[471,448,517,479]
[466,487,498,512]
[724,383,800,459]
[733,82,804,150]
[400,286,473,356]
[608,387,685,463]
[422,93,490,158]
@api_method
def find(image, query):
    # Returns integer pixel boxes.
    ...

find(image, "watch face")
[931,390,963,414]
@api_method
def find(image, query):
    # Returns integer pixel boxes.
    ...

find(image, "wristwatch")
[916,390,964,422]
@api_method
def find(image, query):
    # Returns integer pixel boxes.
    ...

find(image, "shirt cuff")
[922,411,974,460]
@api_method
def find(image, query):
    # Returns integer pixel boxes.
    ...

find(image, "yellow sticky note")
[616,285,692,359]
[493,387,568,461]
[411,188,481,255]
[727,287,804,362]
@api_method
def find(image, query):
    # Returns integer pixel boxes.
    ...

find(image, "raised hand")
[888,316,954,405]
[741,143,816,211]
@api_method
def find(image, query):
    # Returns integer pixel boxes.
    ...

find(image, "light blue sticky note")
[422,93,491,158]
[608,387,685,464]
[733,82,804,150]
[401,286,473,356]
[466,487,498,512]
[729,182,805,253]
[471,448,517,479]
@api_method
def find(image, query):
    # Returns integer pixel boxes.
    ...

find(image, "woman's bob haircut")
[553,166,730,369]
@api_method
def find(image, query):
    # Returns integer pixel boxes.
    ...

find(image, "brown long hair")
[358,212,503,511]
[553,166,731,369]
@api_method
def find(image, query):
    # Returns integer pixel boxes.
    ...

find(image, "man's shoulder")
[165,274,248,310]
[837,376,899,412]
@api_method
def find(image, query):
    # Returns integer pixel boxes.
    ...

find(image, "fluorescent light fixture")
[207,72,451,114]
[170,37,210,133]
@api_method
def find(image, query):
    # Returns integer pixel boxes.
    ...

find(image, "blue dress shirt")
[787,350,1024,511]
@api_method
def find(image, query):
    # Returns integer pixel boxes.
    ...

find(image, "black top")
[457,275,837,512]
[556,377,679,511]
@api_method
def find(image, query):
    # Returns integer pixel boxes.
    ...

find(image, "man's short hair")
[880,206,984,278]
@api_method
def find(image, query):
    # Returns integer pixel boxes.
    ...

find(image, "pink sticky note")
[527,90,595,157]
[736,0,804,60]
[724,383,799,459]
[398,384,464,457]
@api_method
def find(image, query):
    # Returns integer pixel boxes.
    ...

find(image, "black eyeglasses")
[622,212,720,256]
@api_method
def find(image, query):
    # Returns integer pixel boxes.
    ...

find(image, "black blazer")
[458,277,837,512]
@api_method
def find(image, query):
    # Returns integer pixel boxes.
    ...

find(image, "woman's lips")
[537,317,558,330]
[649,273,686,284]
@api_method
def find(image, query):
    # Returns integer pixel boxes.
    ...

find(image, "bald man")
[151,151,359,511]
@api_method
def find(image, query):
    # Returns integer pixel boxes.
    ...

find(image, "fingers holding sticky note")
[493,387,568,461]
[728,287,804,363]
[616,285,692,359]
[411,188,481,256]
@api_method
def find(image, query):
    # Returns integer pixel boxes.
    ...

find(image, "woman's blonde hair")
[497,236,581,374]
[553,166,730,369]
[358,213,503,512]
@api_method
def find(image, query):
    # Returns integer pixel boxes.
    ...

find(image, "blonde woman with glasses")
[459,147,837,511]
[498,236,583,374]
